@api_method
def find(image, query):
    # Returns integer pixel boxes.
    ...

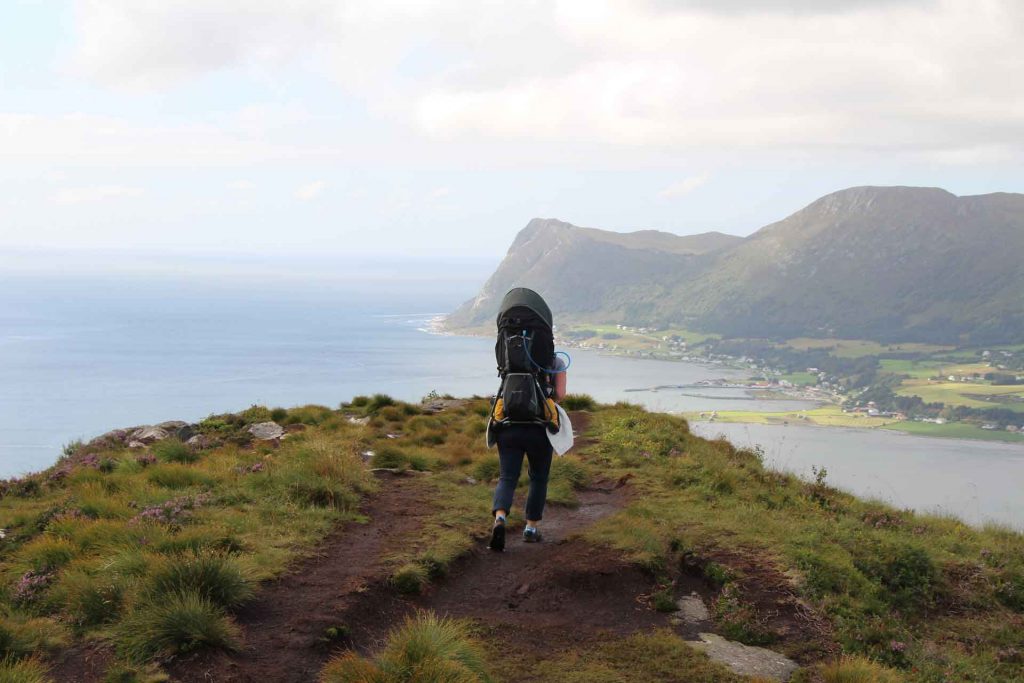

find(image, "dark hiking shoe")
[489,517,506,551]
[523,527,543,543]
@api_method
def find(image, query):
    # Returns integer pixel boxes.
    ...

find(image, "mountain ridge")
[448,186,1024,344]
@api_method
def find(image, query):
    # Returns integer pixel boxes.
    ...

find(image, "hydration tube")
[522,331,572,374]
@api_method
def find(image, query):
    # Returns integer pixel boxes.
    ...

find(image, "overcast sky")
[2,0,1022,261]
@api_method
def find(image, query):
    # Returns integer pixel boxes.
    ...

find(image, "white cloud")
[428,186,451,200]
[51,185,143,204]
[229,180,255,190]
[295,180,326,201]
[658,173,710,199]
[46,0,1024,164]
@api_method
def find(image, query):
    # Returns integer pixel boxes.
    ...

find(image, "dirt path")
[169,472,433,683]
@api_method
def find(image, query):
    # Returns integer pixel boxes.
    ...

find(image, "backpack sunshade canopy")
[496,288,553,330]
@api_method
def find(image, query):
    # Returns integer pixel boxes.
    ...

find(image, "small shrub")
[702,561,733,588]
[0,656,51,683]
[349,396,370,407]
[239,405,272,423]
[391,563,429,595]
[117,591,240,661]
[270,407,289,422]
[148,553,253,609]
[854,543,937,611]
[367,394,396,413]
[995,571,1024,612]
[561,394,597,411]
[373,447,410,471]
[152,439,197,464]
[651,588,677,613]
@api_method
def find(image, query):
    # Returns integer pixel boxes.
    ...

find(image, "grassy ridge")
[2,397,1022,682]
[580,406,1024,680]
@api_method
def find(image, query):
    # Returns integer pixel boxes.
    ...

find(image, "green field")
[783,337,952,359]
[686,404,892,429]
[883,421,1024,443]
[779,371,818,386]
[896,380,1024,412]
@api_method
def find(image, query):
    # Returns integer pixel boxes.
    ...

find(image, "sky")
[1,0,1023,263]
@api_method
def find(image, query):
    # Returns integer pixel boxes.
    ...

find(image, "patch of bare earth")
[685,546,838,664]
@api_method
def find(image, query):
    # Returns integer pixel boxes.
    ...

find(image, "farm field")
[684,404,891,429]
[896,380,1024,412]
[782,337,952,359]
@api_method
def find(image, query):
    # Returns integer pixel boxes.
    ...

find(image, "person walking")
[485,288,570,551]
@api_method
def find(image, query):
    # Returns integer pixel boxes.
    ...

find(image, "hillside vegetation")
[0,397,1022,682]
[447,186,1024,345]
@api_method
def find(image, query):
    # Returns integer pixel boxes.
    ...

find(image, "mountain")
[445,218,741,328]
[448,187,1024,344]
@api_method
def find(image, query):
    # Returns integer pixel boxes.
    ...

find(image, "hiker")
[485,288,572,551]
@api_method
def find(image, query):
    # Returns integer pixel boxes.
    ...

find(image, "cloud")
[51,185,143,204]
[428,186,451,200]
[228,180,255,190]
[50,0,1024,164]
[295,180,326,201]
[658,173,710,199]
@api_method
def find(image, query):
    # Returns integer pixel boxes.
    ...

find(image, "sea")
[3,266,1023,529]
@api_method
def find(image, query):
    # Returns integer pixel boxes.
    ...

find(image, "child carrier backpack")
[491,288,558,430]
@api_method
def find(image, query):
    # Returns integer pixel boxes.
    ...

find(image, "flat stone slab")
[247,422,285,440]
[690,632,799,682]
[675,594,711,624]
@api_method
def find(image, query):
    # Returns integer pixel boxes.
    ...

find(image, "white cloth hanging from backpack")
[547,403,574,456]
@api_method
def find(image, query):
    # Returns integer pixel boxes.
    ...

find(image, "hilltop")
[448,187,1024,345]
[1,395,1022,682]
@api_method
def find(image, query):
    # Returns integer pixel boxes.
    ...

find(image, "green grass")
[146,553,253,609]
[581,406,1024,679]
[526,630,744,683]
[0,656,52,683]
[896,380,1024,411]
[783,338,951,359]
[882,421,1024,442]
[780,371,818,386]
[116,591,240,661]
[4,396,1023,681]
[320,612,491,683]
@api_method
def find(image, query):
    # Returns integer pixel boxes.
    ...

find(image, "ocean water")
[4,270,1023,529]
[0,270,751,478]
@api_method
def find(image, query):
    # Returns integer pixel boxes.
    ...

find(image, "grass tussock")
[152,439,197,464]
[147,552,253,609]
[320,612,490,683]
[116,591,240,661]
[0,656,52,683]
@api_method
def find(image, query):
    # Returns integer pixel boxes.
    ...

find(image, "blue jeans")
[491,424,554,521]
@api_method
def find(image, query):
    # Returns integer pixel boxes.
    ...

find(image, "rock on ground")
[675,594,711,624]
[248,422,285,440]
[130,426,169,444]
[690,632,799,682]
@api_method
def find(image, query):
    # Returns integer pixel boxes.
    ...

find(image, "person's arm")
[553,368,567,402]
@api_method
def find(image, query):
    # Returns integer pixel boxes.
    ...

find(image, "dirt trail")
[169,473,433,683]
[170,477,644,683]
